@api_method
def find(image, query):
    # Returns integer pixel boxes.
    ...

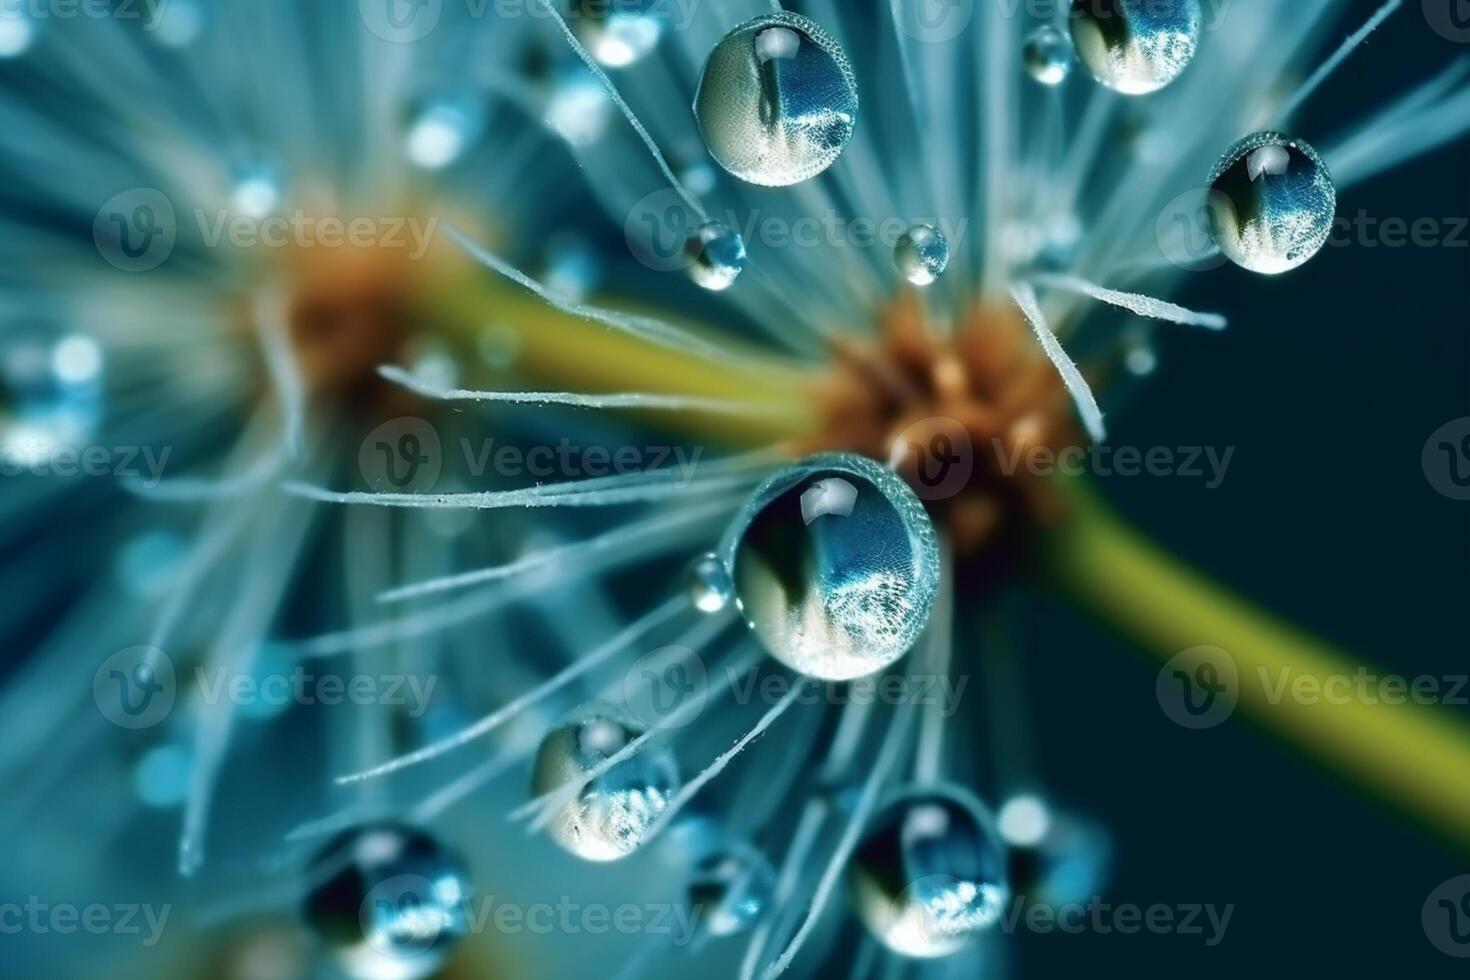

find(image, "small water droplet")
[1068,0,1201,95]
[694,12,858,187]
[852,788,1010,957]
[532,704,680,861]
[686,222,747,291]
[231,163,283,219]
[851,787,1010,958]
[0,8,37,58]
[571,0,663,67]
[687,551,734,613]
[688,841,777,938]
[302,824,472,980]
[406,98,483,170]
[722,453,939,681]
[1023,26,1072,85]
[894,224,950,286]
[1206,131,1336,275]
[546,72,612,147]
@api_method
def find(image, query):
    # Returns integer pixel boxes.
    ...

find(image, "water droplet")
[1206,131,1336,275]
[544,234,602,301]
[687,551,734,614]
[231,163,283,219]
[1,326,103,463]
[1023,26,1072,85]
[1004,806,1112,907]
[571,0,663,67]
[133,745,192,808]
[546,72,612,147]
[406,98,483,170]
[532,704,680,861]
[0,8,37,58]
[302,824,471,980]
[850,787,1010,958]
[1068,0,1201,95]
[894,224,950,286]
[686,222,747,291]
[150,0,204,48]
[688,841,777,938]
[997,794,1051,848]
[694,12,858,187]
[722,453,939,681]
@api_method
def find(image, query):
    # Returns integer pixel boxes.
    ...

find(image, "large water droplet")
[687,551,734,613]
[850,787,1010,958]
[722,453,939,681]
[1023,26,1072,85]
[1068,0,1201,95]
[694,12,858,187]
[532,704,680,861]
[686,222,747,291]
[302,823,472,980]
[570,0,663,68]
[1,327,103,463]
[1206,130,1336,275]
[688,841,777,938]
[894,224,950,286]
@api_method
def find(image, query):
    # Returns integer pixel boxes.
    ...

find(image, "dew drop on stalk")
[405,99,483,170]
[1068,0,1201,95]
[686,222,747,291]
[722,453,939,682]
[570,0,663,68]
[694,12,858,187]
[532,704,680,861]
[687,841,777,938]
[301,823,472,980]
[1206,131,1336,275]
[687,551,734,614]
[851,787,1010,958]
[893,224,950,286]
[1023,26,1072,86]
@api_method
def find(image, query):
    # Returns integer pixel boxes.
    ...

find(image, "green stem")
[1045,481,1470,853]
